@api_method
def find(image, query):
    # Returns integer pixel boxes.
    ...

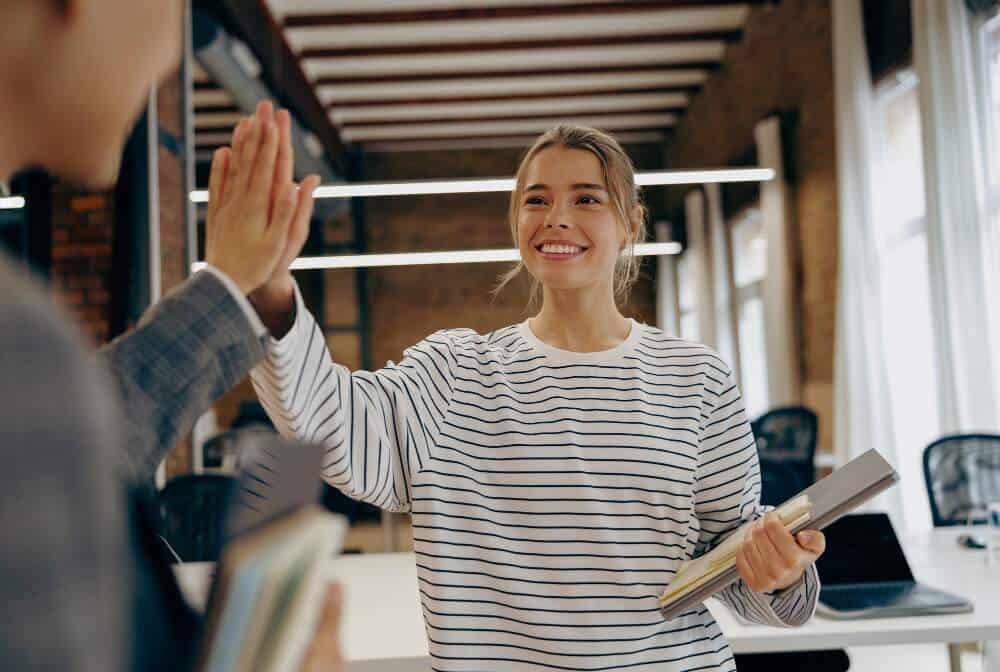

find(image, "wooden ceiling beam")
[324,85,701,109]
[352,126,676,145]
[298,30,738,60]
[284,1,767,27]
[195,104,242,115]
[335,107,686,128]
[313,61,720,87]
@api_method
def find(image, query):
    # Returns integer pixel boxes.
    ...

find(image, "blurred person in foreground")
[0,1,338,670]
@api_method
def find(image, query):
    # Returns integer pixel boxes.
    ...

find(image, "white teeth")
[540,244,583,255]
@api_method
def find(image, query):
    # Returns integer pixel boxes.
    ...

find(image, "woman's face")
[516,146,627,294]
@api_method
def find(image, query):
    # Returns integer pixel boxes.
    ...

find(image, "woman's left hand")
[735,511,826,593]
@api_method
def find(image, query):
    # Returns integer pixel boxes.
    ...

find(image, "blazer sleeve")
[95,270,267,483]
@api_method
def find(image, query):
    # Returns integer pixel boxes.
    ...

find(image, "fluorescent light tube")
[189,168,774,203]
[191,241,681,273]
[0,196,26,210]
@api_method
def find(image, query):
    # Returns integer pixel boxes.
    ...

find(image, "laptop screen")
[814,512,915,585]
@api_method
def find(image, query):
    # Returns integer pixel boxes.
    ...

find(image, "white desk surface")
[174,527,1000,669]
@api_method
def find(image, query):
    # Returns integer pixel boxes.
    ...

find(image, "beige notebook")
[658,449,899,619]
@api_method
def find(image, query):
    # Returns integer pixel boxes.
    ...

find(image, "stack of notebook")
[659,449,899,619]
[195,436,347,672]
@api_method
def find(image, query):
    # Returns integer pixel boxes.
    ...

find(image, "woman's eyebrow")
[524,183,607,192]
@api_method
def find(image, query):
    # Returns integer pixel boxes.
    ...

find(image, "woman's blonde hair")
[494,124,648,306]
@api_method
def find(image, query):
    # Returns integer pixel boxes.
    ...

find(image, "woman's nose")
[544,207,570,229]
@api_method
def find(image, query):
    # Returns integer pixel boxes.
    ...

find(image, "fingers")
[796,530,826,557]
[744,521,775,587]
[762,512,801,565]
[735,543,762,592]
[283,174,320,262]
[232,102,273,199]
[222,117,250,205]
[249,118,281,211]
[324,582,344,631]
[270,181,299,237]
[207,147,230,221]
[272,109,294,203]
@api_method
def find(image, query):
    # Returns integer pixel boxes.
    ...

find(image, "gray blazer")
[0,254,266,671]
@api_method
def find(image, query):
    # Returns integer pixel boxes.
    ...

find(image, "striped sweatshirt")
[249,285,819,672]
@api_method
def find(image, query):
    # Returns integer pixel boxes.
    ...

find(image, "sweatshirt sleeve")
[689,361,820,627]
[250,280,458,512]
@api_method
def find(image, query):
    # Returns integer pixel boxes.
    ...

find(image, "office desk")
[174,527,1000,671]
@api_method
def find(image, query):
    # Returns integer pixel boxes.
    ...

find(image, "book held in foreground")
[658,449,899,620]
[196,436,348,672]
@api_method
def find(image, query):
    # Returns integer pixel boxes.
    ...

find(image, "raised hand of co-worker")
[204,100,320,296]
[734,512,826,593]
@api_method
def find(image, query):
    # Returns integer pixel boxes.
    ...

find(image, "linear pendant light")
[0,196,26,210]
[191,241,682,273]
[188,168,774,203]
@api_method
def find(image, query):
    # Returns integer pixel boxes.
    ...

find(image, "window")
[871,70,940,531]
[983,16,1000,367]
[676,253,699,342]
[731,208,769,419]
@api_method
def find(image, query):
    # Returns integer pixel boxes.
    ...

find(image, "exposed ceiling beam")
[297,31,739,59]
[324,86,701,109]
[338,108,684,128]
[283,1,762,26]
[340,112,676,141]
[200,0,350,175]
[313,61,721,87]
[360,130,669,153]
[195,104,242,115]
[303,42,726,80]
[317,69,707,105]
[329,91,689,125]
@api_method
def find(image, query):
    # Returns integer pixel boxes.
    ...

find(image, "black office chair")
[922,433,1000,526]
[157,473,239,563]
[752,406,818,506]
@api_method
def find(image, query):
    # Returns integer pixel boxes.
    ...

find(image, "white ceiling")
[194,1,753,154]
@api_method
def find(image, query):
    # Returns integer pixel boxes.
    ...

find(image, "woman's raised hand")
[204,101,319,296]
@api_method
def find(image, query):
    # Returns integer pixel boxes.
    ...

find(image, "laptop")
[815,512,972,619]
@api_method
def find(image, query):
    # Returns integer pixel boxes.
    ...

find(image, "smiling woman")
[241,115,825,672]
[496,124,647,311]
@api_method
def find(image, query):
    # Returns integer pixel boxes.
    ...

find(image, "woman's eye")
[525,196,546,205]
[578,195,601,205]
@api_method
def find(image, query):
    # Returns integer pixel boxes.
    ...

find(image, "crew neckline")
[517,317,644,364]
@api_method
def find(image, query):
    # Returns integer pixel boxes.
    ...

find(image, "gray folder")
[659,449,899,620]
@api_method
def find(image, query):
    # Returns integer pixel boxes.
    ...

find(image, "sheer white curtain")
[832,0,904,522]
[913,0,1000,433]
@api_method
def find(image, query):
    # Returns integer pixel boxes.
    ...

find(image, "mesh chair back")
[752,406,818,506]
[157,474,239,562]
[922,434,1000,526]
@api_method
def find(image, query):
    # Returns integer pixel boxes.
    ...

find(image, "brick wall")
[662,0,838,454]
[49,188,116,345]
